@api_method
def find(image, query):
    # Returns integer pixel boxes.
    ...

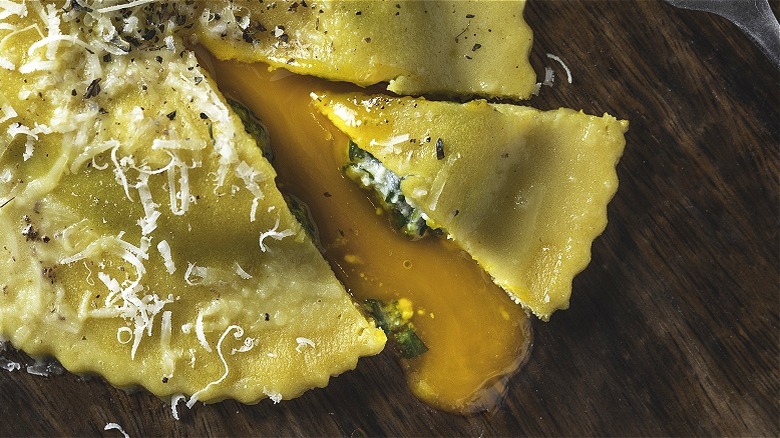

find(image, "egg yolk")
[205,56,532,413]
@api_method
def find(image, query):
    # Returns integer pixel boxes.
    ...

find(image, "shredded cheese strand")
[546,53,573,84]
[186,325,244,408]
[95,0,157,14]
[104,423,130,438]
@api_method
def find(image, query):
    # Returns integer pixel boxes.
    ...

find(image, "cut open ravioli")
[314,93,628,320]
[194,0,536,99]
[0,3,384,405]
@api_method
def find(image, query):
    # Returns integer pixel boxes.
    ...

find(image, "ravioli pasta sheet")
[314,93,628,320]
[195,0,537,99]
[0,2,384,405]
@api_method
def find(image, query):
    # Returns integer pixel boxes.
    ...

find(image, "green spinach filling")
[344,141,431,239]
[228,98,274,163]
[363,299,428,359]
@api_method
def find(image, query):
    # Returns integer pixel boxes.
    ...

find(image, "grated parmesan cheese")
[266,390,283,404]
[543,66,555,87]
[257,216,296,252]
[0,102,16,123]
[0,357,21,372]
[186,325,248,408]
[295,337,316,353]
[546,53,573,84]
[184,262,207,286]
[104,423,130,438]
[157,240,176,274]
[0,1,27,20]
[234,262,252,280]
[194,310,213,353]
[160,310,175,377]
[170,394,186,420]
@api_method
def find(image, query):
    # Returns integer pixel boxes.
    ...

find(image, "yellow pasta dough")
[314,93,628,319]
[0,2,384,405]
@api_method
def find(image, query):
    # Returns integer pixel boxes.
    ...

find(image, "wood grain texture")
[1,0,777,435]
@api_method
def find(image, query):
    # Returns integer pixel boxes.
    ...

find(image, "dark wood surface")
[1,1,778,436]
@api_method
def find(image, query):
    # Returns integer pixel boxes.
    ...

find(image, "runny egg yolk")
[205,55,533,413]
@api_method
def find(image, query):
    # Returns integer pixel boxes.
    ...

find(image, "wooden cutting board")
[1,1,777,435]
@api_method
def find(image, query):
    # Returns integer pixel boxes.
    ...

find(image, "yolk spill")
[205,56,532,413]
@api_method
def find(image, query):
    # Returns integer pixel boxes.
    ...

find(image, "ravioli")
[0,2,384,405]
[193,0,536,99]
[314,93,628,320]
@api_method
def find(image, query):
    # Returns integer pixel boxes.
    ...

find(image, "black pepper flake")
[84,78,102,98]
[166,110,177,120]
[42,266,56,284]
[264,313,271,321]
[273,25,289,42]
[22,224,39,241]
[194,76,203,85]
[466,13,475,18]
[199,112,209,119]
[453,209,460,217]
[155,55,163,63]
[472,43,481,51]
[363,37,371,43]
[70,0,93,12]
[162,377,169,383]
[436,138,445,160]
[71,89,77,96]
[102,53,111,62]
[455,25,469,42]
[323,192,332,197]
[355,11,362,15]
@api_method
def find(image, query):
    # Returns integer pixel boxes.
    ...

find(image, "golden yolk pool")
[204,56,532,413]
